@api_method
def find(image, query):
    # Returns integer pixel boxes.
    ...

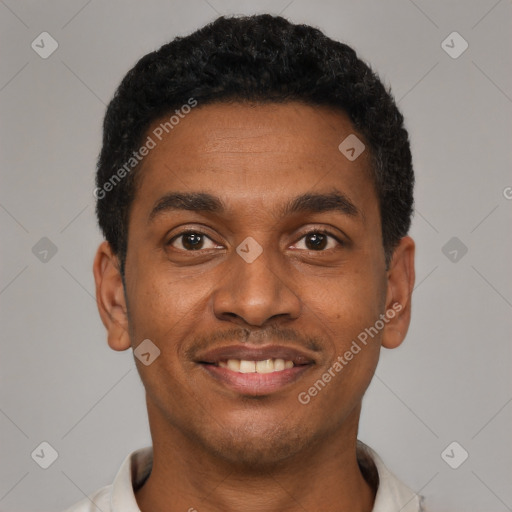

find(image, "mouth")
[196,345,315,396]
[218,358,295,373]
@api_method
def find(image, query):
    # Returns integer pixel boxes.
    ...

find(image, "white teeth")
[219,358,294,373]
[255,359,274,373]
[227,359,240,372]
[274,358,285,371]
[239,360,256,373]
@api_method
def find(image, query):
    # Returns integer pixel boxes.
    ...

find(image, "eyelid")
[295,221,348,240]
[167,229,221,248]
[290,228,345,250]
[166,222,220,241]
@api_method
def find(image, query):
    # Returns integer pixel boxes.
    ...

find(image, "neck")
[135,400,376,512]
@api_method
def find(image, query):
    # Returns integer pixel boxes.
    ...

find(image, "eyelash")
[167,228,344,251]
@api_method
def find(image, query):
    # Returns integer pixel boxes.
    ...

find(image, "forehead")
[132,101,377,220]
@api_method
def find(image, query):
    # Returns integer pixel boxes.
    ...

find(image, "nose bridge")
[237,237,279,293]
[212,235,301,326]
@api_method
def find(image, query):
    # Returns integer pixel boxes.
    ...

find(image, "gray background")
[1,1,511,511]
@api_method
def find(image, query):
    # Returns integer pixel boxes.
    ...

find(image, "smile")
[217,358,294,373]
[196,345,316,395]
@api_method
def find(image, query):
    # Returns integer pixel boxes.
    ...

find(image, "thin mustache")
[184,325,323,359]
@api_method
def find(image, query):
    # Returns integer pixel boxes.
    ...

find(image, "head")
[93,14,415,469]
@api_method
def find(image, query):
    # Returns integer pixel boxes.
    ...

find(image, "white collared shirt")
[63,443,423,512]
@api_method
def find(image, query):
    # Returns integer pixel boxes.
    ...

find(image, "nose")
[212,240,302,328]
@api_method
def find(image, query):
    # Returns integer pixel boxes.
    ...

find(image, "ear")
[381,236,415,349]
[93,241,131,351]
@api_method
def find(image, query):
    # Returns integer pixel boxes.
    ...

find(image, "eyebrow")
[148,192,224,222]
[148,190,361,223]
[281,191,360,218]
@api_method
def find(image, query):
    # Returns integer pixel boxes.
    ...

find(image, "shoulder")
[61,485,112,512]
[357,441,423,512]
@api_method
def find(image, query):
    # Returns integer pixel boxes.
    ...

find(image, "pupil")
[183,233,203,250]
[306,233,327,250]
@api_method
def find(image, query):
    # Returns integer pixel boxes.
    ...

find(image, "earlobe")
[381,236,415,350]
[93,241,131,351]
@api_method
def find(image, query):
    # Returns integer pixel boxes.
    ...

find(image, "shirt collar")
[358,442,423,512]
[110,446,152,512]
[109,443,422,512]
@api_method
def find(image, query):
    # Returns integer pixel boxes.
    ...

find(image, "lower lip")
[199,363,313,396]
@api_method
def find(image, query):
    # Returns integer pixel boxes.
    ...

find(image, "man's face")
[102,102,409,467]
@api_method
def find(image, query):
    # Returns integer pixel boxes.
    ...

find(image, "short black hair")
[95,14,414,276]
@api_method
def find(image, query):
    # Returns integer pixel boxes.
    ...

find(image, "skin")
[93,101,415,512]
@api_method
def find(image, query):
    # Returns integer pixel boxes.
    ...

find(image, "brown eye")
[168,231,219,251]
[305,232,328,250]
[293,230,341,251]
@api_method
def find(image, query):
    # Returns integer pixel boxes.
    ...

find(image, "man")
[66,13,420,512]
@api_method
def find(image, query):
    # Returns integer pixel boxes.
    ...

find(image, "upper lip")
[196,344,316,365]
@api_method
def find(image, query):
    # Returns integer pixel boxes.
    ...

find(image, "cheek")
[302,266,385,332]
[126,266,199,341]
[125,271,203,404]
[297,265,387,389]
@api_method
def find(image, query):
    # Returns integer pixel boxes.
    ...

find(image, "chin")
[199,420,315,471]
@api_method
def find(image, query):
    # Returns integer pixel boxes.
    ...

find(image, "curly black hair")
[96,14,414,276]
